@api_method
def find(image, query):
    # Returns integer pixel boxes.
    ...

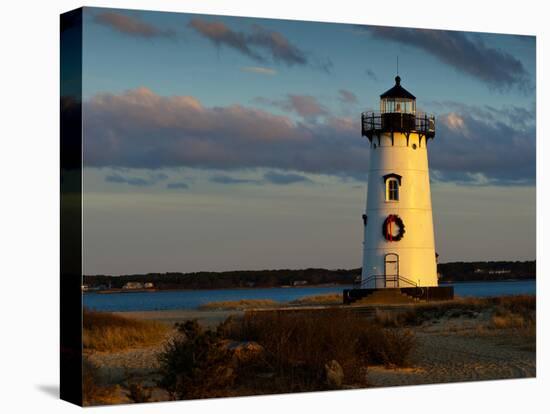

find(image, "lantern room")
[380,76,416,114]
[361,75,435,141]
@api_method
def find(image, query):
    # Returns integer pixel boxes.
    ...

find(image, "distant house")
[474,268,511,275]
[122,282,144,290]
[144,282,154,289]
[293,280,308,286]
[488,270,512,275]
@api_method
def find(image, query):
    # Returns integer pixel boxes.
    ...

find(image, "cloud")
[263,171,312,185]
[104,171,169,187]
[84,87,367,176]
[359,26,532,91]
[365,69,378,81]
[166,182,189,189]
[188,18,330,71]
[429,104,535,185]
[338,89,358,104]
[84,88,534,186]
[210,172,313,186]
[241,66,277,75]
[247,24,308,66]
[105,173,152,186]
[440,113,468,135]
[210,174,259,185]
[255,94,328,118]
[93,11,175,38]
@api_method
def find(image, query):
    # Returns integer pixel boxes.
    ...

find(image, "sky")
[78,7,536,275]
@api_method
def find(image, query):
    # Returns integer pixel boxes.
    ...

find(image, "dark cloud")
[263,171,312,185]
[94,11,176,38]
[84,88,534,186]
[166,182,189,189]
[247,24,307,66]
[359,26,532,91]
[254,94,328,118]
[338,89,358,104]
[105,173,152,186]
[210,175,259,185]
[84,88,366,176]
[188,18,330,72]
[210,172,313,186]
[365,69,378,82]
[427,100,535,130]
[104,171,169,186]
[429,107,535,185]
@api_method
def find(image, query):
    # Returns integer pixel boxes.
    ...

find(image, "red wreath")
[382,214,405,242]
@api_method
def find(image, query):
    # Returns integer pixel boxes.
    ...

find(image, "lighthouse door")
[384,254,399,287]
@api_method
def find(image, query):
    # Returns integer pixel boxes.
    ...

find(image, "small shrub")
[485,296,535,334]
[157,320,235,399]
[492,295,536,324]
[125,382,153,403]
[224,310,373,389]
[374,309,400,327]
[357,325,416,367]
[157,311,419,398]
[491,314,525,329]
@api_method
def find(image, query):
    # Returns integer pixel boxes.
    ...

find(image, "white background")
[0,0,547,412]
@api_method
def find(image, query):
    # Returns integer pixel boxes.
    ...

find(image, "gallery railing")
[361,111,435,139]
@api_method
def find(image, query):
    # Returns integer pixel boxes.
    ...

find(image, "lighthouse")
[360,76,438,290]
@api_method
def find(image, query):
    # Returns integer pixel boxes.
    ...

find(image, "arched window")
[386,178,399,201]
[383,173,402,202]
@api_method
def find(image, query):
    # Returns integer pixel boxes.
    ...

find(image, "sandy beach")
[84,302,535,404]
[114,309,242,328]
[367,322,535,387]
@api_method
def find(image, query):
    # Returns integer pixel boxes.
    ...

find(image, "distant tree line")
[84,268,359,290]
[83,261,535,290]
[437,261,535,282]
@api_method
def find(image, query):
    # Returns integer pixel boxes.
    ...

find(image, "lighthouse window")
[386,178,399,201]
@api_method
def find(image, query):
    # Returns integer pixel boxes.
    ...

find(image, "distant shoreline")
[84,283,348,294]
[440,278,536,284]
[83,278,535,295]
[83,261,536,292]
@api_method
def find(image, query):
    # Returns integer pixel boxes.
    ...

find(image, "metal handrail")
[358,274,418,289]
[361,111,435,138]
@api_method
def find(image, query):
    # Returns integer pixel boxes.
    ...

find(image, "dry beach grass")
[289,293,343,306]
[83,309,169,352]
[82,294,536,405]
[198,299,280,310]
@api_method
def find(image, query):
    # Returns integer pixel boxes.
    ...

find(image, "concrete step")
[353,289,418,305]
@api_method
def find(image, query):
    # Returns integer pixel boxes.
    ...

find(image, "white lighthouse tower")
[360,76,438,290]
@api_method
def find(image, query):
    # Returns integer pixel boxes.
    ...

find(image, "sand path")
[368,328,535,387]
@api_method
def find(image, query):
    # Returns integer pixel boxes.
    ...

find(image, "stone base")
[343,286,454,305]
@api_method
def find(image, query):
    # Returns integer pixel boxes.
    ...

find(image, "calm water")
[83,280,535,312]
